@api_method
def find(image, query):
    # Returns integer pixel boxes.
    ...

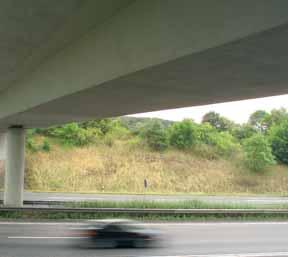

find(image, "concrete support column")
[0,133,6,160]
[4,127,25,207]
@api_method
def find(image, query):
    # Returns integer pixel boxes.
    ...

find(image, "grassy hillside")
[1,111,288,195]
[20,137,288,195]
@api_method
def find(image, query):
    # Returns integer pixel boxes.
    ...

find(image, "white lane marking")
[8,236,86,239]
[141,252,288,257]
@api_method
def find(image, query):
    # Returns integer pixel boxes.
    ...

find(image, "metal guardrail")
[1,206,288,215]
[0,200,288,215]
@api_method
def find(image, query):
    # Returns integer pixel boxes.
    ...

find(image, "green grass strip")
[63,199,288,210]
[1,210,288,222]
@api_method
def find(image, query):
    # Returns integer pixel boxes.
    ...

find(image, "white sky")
[130,94,288,124]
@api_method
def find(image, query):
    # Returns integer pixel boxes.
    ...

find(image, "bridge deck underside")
[1,23,288,128]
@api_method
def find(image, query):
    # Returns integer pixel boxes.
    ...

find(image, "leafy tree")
[120,117,173,134]
[197,123,217,145]
[243,134,275,172]
[81,118,116,135]
[264,108,288,129]
[232,124,257,141]
[141,121,168,151]
[202,111,234,132]
[106,125,130,140]
[49,123,100,146]
[169,119,199,149]
[102,123,131,147]
[269,120,288,164]
[206,131,240,158]
[248,110,269,133]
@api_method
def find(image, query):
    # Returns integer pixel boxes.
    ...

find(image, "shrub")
[26,137,38,152]
[26,129,38,152]
[42,139,51,152]
[106,124,131,140]
[269,120,288,164]
[125,136,142,149]
[48,123,101,146]
[243,134,275,172]
[232,124,257,142]
[197,123,216,144]
[206,131,240,158]
[81,118,117,135]
[141,121,168,151]
[169,119,199,149]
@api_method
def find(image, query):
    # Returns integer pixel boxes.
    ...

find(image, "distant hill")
[120,116,174,132]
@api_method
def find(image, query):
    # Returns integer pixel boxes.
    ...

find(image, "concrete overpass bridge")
[1,0,288,206]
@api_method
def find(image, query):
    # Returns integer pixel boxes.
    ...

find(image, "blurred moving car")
[71,219,162,248]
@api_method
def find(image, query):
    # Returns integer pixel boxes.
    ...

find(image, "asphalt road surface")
[1,191,288,205]
[1,221,288,257]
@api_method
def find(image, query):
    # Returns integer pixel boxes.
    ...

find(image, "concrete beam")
[0,0,288,124]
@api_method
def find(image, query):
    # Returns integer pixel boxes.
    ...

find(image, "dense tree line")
[27,108,288,172]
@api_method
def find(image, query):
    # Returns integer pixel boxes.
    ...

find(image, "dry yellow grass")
[23,141,288,194]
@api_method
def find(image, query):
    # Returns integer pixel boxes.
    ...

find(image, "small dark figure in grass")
[144,178,148,189]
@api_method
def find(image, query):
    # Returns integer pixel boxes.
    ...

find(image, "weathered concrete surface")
[3,128,25,207]
[0,1,288,129]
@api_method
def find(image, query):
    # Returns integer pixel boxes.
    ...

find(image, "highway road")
[1,191,288,205]
[1,221,288,257]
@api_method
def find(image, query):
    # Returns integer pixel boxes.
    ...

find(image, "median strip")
[2,199,288,221]
[2,206,288,214]
[1,206,288,221]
